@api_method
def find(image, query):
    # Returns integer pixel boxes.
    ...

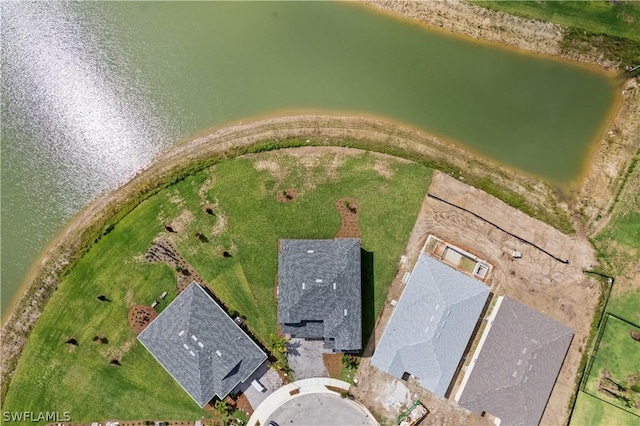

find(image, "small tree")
[341,354,359,370]
[269,333,289,354]
[195,232,209,243]
[214,399,230,415]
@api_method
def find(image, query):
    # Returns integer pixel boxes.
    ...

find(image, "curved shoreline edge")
[1,109,637,403]
[2,2,639,409]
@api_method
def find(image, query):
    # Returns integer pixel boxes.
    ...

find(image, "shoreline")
[363,0,622,70]
[0,114,572,398]
[2,0,639,409]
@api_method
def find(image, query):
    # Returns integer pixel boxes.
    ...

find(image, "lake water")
[0,2,618,317]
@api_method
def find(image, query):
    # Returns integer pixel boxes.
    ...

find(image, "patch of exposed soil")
[165,209,194,234]
[211,211,228,237]
[276,187,298,203]
[323,352,343,379]
[198,177,215,203]
[202,202,217,216]
[336,198,361,238]
[253,159,287,181]
[354,172,600,426]
[235,392,254,416]
[128,305,158,335]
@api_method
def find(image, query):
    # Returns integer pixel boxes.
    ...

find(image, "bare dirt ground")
[579,78,640,235]
[352,171,600,426]
[335,197,361,238]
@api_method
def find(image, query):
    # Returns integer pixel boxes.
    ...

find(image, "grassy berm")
[3,148,431,422]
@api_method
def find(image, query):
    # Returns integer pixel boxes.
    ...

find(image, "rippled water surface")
[0,2,617,316]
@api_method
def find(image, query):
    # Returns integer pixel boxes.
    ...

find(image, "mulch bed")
[323,352,343,379]
[128,305,158,335]
[235,392,254,416]
[276,187,298,203]
[325,385,345,394]
[335,198,360,238]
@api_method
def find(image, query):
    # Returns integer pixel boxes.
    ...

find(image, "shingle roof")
[457,296,574,426]
[138,282,267,407]
[278,238,362,351]
[371,254,490,397]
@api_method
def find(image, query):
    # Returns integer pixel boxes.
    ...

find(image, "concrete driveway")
[286,338,330,379]
[232,361,284,409]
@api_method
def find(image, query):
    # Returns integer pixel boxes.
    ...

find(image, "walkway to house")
[248,378,378,426]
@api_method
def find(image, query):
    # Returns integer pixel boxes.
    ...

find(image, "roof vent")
[216,350,222,357]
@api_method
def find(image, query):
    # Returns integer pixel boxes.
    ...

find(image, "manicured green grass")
[585,316,640,414]
[474,1,640,42]
[169,151,431,346]
[3,149,430,422]
[571,391,640,426]
[2,195,209,421]
[608,288,640,326]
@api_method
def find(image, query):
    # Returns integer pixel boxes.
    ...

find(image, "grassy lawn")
[3,148,430,422]
[571,391,640,426]
[585,316,640,414]
[474,1,640,42]
[608,288,640,326]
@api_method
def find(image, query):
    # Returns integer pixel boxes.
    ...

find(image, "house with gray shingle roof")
[278,238,362,352]
[371,254,490,397]
[455,296,574,426]
[138,282,267,407]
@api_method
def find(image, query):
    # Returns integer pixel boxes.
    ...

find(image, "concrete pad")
[232,361,284,409]
[286,338,330,379]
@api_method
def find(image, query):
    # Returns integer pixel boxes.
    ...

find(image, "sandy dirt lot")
[352,171,601,426]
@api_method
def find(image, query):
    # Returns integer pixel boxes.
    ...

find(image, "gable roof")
[278,238,362,351]
[371,254,490,396]
[138,282,267,407]
[457,296,574,426]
